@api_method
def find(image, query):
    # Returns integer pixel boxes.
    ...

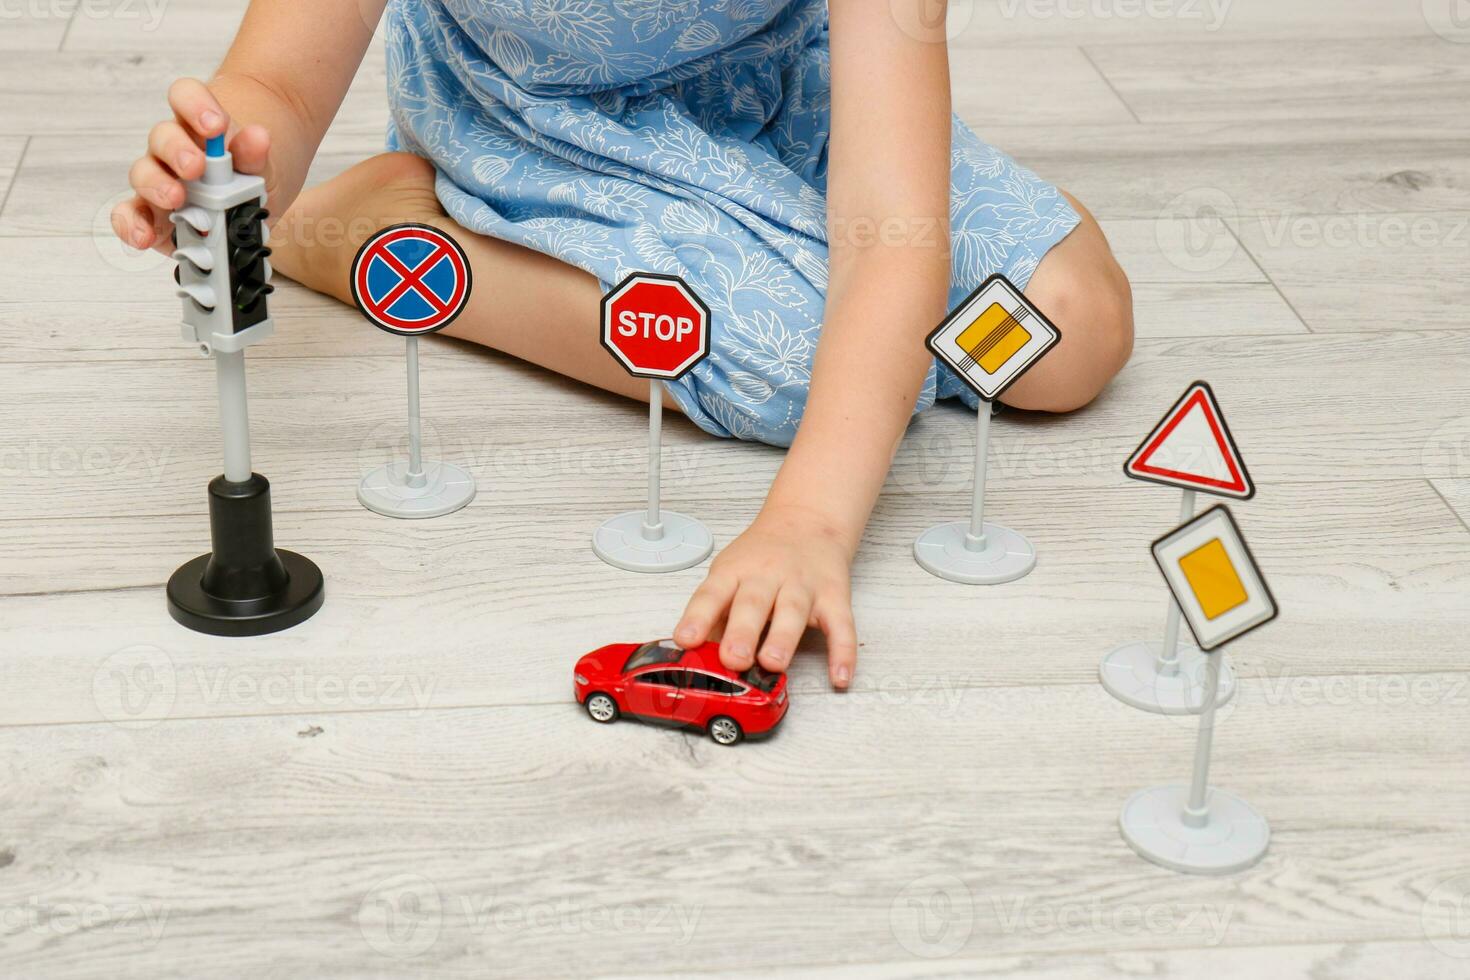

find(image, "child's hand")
[675,505,858,689]
[113,79,274,255]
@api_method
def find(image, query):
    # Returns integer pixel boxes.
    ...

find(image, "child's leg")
[1005,191,1135,413]
[273,154,1130,417]
[270,152,658,406]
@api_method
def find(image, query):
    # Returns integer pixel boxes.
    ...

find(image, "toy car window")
[632,670,680,688]
[742,665,779,693]
[686,672,742,695]
[623,641,684,672]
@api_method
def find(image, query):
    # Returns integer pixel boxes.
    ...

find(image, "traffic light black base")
[166,473,324,637]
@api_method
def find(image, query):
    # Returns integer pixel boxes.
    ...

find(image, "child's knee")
[1009,199,1133,412]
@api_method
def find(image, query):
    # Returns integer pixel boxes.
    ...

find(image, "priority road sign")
[1151,505,1277,652]
[600,272,711,380]
[1125,381,1254,500]
[350,224,472,336]
[926,274,1061,402]
[1122,504,1276,876]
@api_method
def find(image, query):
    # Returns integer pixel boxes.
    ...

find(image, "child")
[114,0,1133,690]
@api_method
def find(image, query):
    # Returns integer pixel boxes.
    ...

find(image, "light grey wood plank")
[1,330,1465,528]
[1086,36,1470,123]
[2,476,1467,726]
[685,942,1470,980]
[1236,210,1470,333]
[0,136,27,215]
[950,45,1134,124]
[0,6,71,50]
[1431,476,1470,533]
[949,0,1437,47]
[0,678,1465,976]
[1100,214,1264,284]
[981,118,1470,219]
[59,0,245,52]
[1132,281,1305,338]
[0,51,388,136]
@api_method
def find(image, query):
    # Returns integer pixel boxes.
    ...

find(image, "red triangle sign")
[1124,381,1255,499]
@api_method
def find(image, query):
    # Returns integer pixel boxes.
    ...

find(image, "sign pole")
[1119,504,1275,875]
[1102,381,1255,715]
[593,272,713,574]
[404,337,426,489]
[1184,650,1222,827]
[914,275,1059,586]
[644,379,663,538]
[350,224,476,520]
[1155,488,1195,678]
[965,404,991,551]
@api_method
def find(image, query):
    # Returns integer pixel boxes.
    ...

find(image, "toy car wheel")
[585,693,619,724]
[708,716,742,746]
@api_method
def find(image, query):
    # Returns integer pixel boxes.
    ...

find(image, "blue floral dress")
[385,0,1079,446]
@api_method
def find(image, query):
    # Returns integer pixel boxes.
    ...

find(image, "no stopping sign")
[350,224,472,336]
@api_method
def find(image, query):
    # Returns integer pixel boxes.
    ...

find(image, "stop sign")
[600,272,711,380]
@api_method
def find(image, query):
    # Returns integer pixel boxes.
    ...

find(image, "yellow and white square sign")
[926,274,1061,402]
[1152,505,1278,652]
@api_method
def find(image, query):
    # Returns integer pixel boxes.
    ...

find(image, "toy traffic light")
[165,134,323,636]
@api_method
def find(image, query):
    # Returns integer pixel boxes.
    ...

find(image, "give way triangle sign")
[1124,381,1255,499]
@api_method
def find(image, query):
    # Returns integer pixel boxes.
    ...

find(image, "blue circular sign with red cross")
[349,223,472,336]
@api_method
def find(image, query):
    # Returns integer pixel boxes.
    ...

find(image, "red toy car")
[574,639,788,745]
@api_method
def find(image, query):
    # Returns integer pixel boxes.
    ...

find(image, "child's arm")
[675,2,954,687]
[113,0,386,252]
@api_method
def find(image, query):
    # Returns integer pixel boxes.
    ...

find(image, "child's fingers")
[111,195,158,250]
[814,597,858,690]
[167,77,228,141]
[674,572,737,649]
[718,579,777,672]
[147,120,205,183]
[127,156,180,214]
[228,124,272,179]
[757,586,810,672]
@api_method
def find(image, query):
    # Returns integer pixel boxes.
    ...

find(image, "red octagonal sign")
[600,272,711,380]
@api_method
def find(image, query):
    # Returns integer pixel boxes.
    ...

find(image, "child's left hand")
[674,504,858,689]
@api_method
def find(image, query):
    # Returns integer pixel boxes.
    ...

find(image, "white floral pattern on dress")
[385,0,1079,446]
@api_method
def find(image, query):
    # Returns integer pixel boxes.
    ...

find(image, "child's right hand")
[112,79,275,255]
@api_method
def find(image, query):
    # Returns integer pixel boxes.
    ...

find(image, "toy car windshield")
[623,640,684,672]
[743,665,779,693]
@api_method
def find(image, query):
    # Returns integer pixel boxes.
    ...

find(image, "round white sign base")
[358,460,476,519]
[593,510,713,573]
[1120,784,1269,876]
[1100,641,1237,715]
[913,520,1035,585]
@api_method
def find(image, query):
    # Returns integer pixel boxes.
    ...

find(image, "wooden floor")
[3,2,1470,977]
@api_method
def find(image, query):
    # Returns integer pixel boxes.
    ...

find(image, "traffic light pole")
[164,135,324,636]
[216,349,252,483]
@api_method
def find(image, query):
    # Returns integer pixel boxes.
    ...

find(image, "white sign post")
[593,273,714,574]
[1120,505,1277,875]
[914,275,1061,585]
[1101,381,1254,713]
[349,224,477,520]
